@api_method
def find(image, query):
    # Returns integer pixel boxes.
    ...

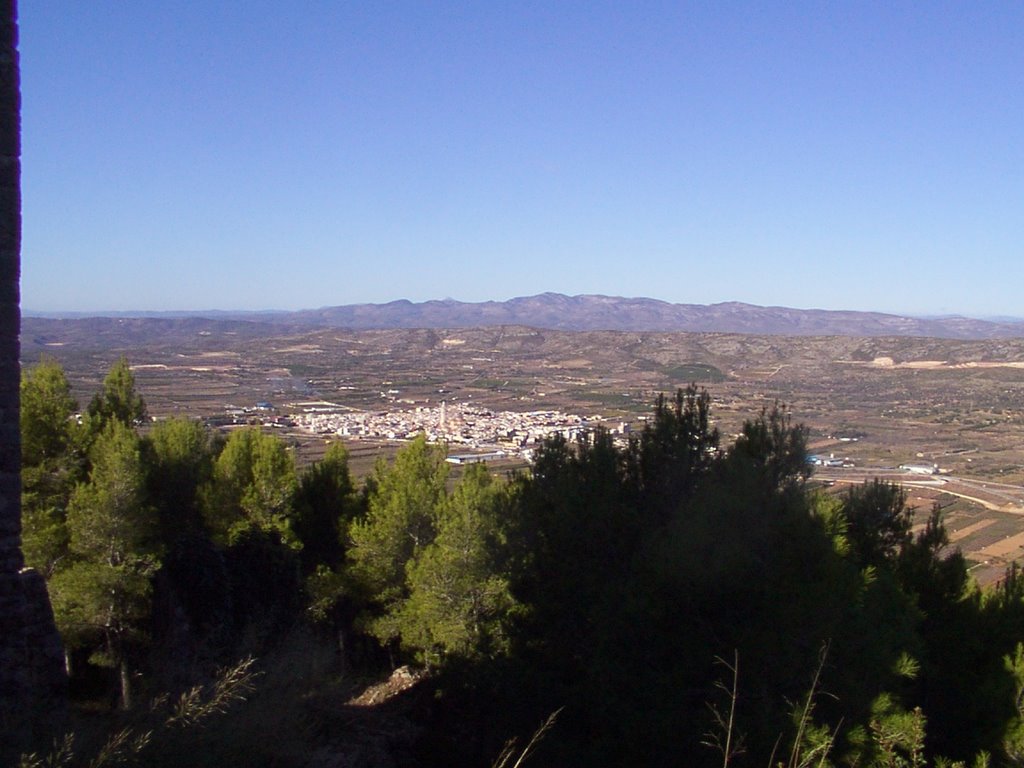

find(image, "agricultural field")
[21,316,1024,581]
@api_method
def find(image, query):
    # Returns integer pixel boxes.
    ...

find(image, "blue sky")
[19,2,1024,316]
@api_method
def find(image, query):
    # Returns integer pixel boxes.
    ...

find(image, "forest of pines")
[18,356,1024,767]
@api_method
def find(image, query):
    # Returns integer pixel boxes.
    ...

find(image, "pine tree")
[144,417,217,545]
[202,427,297,543]
[843,479,913,567]
[383,463,516,664]
[50,421,159,709]
[20,358,82,577]
[292,441,356,574]
[86,356,147,432]
[348,434,448,606]
[21,356,80,466]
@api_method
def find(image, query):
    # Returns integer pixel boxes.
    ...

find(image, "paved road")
[814,468,1024,514]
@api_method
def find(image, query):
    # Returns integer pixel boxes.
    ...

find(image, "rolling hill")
[24,294,1024,340]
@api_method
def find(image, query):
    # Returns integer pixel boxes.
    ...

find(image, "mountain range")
[24,293,1024,340]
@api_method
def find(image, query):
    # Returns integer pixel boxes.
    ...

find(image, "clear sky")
[18,2,1024,316]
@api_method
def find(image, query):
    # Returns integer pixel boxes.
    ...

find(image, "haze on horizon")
[20,3,1024,318]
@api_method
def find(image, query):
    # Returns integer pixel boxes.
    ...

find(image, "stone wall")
[0,2,68,761]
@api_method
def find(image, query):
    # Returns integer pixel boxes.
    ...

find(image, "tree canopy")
[144,417,217,545]
[86,355,147,432]
[348,434,449,606]
[19,373,1024,767]
[292,441,356,574]
[51,420,159,709]
[202,426,297,543]
[20,358,82,576]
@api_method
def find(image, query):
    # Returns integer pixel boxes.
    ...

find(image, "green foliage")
[381,464,517,665]
[725,401,810,493]
[203,427,297,543]
[86,356,147,432]
[1000,642,1024,763]
[305,565,348,625]
[20,503,70,579]
[50,421,160,707]
[480,391,976,766]
[65,421,158,566]
[21,356,80,466]
[868,693,928,768]
[345,439,520,666]
[50,559,156,664]
[348,434,449,605]
[20,358,83,576]
[843,480,913,567]
[291,444,359,643]
[144,417,217,544]
[292,441,356,573]
[896,504,969,613]
[626,385,719,519]
[23,375,1024,765]
[810,490,850,557]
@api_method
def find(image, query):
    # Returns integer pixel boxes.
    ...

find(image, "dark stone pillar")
[0,2,68,761]
[0,0,20,576]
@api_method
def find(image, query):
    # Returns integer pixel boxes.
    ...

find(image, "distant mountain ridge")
[24,293,1024,340]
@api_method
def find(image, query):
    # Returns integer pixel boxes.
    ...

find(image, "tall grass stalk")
[704,646,838,768]
[702,651,744,767]
[19,657,260,768]
[491,708,562,768]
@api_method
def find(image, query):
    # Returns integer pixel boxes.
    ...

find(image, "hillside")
[25,293,1024,340]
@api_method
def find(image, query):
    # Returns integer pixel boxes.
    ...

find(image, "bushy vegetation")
[20,358,1024,766]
